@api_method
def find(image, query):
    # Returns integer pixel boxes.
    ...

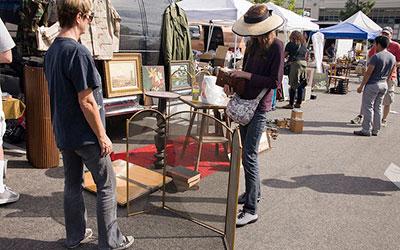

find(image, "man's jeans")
[361,82,387,134]
[239,109,267,215]
[62,144,125,250]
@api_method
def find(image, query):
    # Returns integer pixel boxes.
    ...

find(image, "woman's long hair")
[289,31,306,45]
[245,4,276,57]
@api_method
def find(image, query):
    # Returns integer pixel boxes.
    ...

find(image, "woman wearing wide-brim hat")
[225,4,284,227]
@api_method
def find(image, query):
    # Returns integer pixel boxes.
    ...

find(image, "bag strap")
[256,88,271,102]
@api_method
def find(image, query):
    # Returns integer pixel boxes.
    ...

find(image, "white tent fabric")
[343,11,381,38]
[265,2,319,31]
[312,32,324,73]
[177,0,253,21]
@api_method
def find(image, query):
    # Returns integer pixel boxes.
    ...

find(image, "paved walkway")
[1,80,399,250]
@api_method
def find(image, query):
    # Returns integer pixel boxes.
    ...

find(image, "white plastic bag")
[200,75,227,105]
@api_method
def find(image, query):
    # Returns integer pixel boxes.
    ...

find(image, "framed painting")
[170,60,193,91]
[142,66,165,91]
[104,53,143,98]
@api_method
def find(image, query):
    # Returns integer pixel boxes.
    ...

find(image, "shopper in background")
[325,42,336,62]
[354,36,396,137]
[0,18,20,205]
[351,26,400,126]
[44,0,133,249]
[229,4,284,227]
[283,31,308,109]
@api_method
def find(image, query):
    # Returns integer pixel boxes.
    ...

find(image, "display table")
[84,159,172,206]
[145,91,181,169]
[179,96,230,171]
[2,98,25,119]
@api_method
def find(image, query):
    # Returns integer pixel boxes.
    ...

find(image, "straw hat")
[232,8,284,36]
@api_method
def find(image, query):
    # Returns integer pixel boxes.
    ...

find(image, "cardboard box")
[214,46,229,67]
[291,109,303,120]
[290,119,304,133]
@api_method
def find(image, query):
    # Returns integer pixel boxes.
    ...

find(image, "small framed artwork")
[170,60,193,91]
[142,66,165,91]
[104,53,143,98]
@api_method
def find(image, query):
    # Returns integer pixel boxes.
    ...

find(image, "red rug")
[110,137,230,178]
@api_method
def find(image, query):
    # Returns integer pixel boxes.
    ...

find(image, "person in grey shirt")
[354,36,396,136]
[0,18,20,205]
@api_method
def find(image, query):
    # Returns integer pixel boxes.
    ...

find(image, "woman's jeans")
[239,109,267,215]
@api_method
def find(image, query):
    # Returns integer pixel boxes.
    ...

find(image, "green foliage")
[339,0,375,20]
[250,0,299,13]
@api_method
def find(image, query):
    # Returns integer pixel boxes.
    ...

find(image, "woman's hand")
[224,84,234,96]
[230,70,252,80]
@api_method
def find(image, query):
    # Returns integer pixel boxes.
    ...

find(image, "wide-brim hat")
[232,9,284,36]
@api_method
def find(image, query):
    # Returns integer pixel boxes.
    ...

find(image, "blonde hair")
[58,0,93,28]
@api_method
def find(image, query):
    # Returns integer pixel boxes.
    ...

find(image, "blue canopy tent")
[319,22,370,40]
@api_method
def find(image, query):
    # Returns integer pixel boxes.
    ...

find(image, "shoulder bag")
[226,88,271,126]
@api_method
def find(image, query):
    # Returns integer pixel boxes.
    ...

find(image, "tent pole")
[234,34,238,69]
[206,20,214,53]
[365,39,369,65]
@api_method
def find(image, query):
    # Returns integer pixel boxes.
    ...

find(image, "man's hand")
[357,85,363,93]
[98,135,112,157]
[230,70,252,80]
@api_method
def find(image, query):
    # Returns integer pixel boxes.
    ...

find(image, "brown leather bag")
[215,70,246,95]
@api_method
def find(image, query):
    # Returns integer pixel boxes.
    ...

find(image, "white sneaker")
[0,186,20,205]
[236,211,258,227]
[113,236,134,250]
[381,119,387,127]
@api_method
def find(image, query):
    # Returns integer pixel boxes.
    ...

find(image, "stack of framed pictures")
[103,53,195,98]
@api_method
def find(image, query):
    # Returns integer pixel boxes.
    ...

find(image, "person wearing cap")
[351,26,400,126]
[354,36,396,136]
[0,18,20,205]
[227,4,284,227]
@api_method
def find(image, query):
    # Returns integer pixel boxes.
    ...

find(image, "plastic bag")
[200,75,227,105]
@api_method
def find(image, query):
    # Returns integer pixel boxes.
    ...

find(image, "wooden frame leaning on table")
[104,53,143,98]
[170,60,193,91]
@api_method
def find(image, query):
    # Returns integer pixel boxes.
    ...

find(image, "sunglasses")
[82,12,95,22]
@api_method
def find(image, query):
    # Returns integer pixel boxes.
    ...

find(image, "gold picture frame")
[170,60,193,91]
[104,53,143,98]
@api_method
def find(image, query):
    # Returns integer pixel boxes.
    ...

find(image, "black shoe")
[353,130,371,137]
[372,131,378,136]
[113,236,134,250]
[282,104,294,109]
[238,193,261,205]
[66,228,93,249]
[294,103,301,108]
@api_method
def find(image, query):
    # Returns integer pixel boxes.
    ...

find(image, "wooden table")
[179,96,230,171]
[145,91,181,169]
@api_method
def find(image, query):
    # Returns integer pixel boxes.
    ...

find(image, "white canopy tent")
[265,2,319,31]
[343,11,382,39]
[177,0,253,22]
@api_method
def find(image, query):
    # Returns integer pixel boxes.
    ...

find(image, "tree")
[340,0,375,20]
[250,0,303,14]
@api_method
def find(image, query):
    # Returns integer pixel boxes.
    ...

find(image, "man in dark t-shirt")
[44,1,133,249]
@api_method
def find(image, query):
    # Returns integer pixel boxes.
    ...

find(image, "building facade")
[295,0,400,40]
